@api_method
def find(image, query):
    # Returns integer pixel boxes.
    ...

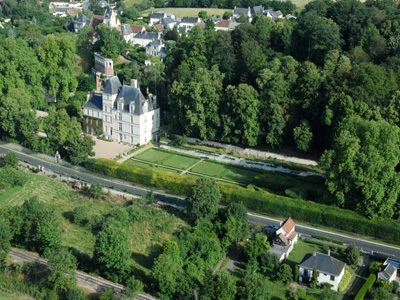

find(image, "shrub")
[354,274,376,300]
[107,206,130,226]
[391,280,399,293]
[3,152,19,168]
[73,206,90,225]
[338,269,351,292]
[84,158,400,244]
[369,261,382,274]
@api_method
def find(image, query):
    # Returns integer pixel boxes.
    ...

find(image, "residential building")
[298,251,346,291]
[269,217,298,262]
[89,15,104,30]
[130,24,146,35]
[161,17,176,30]
[378,259,400,282]
[149,12,176,25]
[92,53,114,78]
[73,14,91,33]
[103,8,120,28]
[215,18,240,31]
[145,39,167,60]
[120,24,134,43]
[179,17,201,31]
[83,76,160,145]
[233,6,251,20]
[132,32,161,47]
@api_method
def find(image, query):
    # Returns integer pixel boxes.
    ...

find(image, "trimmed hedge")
[84,158,400,244]
[354,274,376,300]
[338,269,352,292]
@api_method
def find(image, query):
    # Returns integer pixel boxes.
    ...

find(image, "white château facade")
[83,76,160,145]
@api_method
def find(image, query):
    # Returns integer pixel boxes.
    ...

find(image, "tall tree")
[47,248,78,291]
[320,116,400,218]
[0,220,12,263]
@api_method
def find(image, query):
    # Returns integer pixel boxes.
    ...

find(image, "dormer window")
[130,102,135,113]
[118,98,124,111]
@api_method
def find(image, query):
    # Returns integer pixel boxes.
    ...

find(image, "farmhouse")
[298,251,346,291]
[269,217,298,262]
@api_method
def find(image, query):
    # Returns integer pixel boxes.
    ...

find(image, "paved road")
[0,146,186,208]
[2,145,400,260]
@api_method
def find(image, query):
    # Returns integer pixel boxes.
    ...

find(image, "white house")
[299,251,346,291]
[132,32,161,47]
[269,217,298,262]
[179,17,201,31]
[120,24,134,43]
[149,12,176,25]
[215,18,240,31]
[103,8,120,28]
[74,14,91,33]
[145,39,167,60]
[378,259,400,282]
[83,76,160,145]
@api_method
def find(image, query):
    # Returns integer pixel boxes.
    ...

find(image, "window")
[119,123,122,131]
[105,115,107,122]
[330,275,334,281]
[131,126,133,134]
[152,115,154,120]
[119,113,122,120]
[131,115,134,123]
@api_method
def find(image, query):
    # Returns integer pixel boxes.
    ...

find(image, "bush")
[3,152,19,168]
[107,206,130,226]
[89,182,103,199]
[338,269,351,292]
[391,280,399,293]
[354,274,376,300]
[73,206,90,225]
[369,261,382,274]
[84,158,400,244]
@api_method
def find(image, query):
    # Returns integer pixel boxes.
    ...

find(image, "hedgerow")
[84,158,400,243]
[354,274,376,300]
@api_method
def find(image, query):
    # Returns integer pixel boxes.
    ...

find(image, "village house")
[132,32,161,47]
[73,14,91,33]
[89,8,120,31]
[378,259,400,282]
[298,251,346,291]
[215,18,240,31]
[179,16,201,31]
[269,217,298,262]
[145,39,167,60]
[83,76,160,145]
[149,12,175,25]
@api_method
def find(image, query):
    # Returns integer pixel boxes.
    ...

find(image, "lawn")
[162,154,200,170]
[125,159,181,174]
[222,167,261,185]
[0,290,34,300]
[140,7,233,18]
[191,160,227,177]
[135,149,173,164]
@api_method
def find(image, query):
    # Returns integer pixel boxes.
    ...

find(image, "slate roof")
[234,7,249,16]
[251,5,264,15]
[55,7,69,13]
[263,8,274,16]
[150,12,164,19]
[84,95,103,111]
[299,253,345,276]
[75,14,90,25]
[121,24,133,36]
[181,17,199,23]
[162,17,175,25]
[104,76,122,95]
[114,86,152,115]
[380,264,396,281]
[134,32,159,40]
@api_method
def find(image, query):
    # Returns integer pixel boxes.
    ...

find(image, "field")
[0,290,34,300]
[0,170,188,280]
[140,7,233,18]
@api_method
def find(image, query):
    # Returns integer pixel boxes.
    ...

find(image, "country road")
[1,145,400,260]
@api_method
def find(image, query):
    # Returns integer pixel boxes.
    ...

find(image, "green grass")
[135,149,173,164]
[191,161,227,177]
[0,170,188,280]
[140,7,233,18]
[0,290,35,300]
[162,154,200,170]
[222,167,261,185]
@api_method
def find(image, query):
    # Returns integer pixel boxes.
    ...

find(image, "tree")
[276,264,293,283]
[89,183,103,199]
[222,84,261,146]
[370,286,395,300]
[73,205,90,225]
[125,276,144,300]
[0,220,12,263]
[237,273,270,300]
[244,233,270,260]
[47,248,78,291]
[293,120,313,152]
[65,134,95,165]
[201,271,237,300]
[198,10,207,20]
[94,221,131,282]
[3,152,18,168]
[344,243,360,265]
[259,252,279,271]
[310,267,318,288]
[95,24,126,61]
[152,252,183,299]
[320,116,400,218]
[223,202,250,246]
[186,177,221,224]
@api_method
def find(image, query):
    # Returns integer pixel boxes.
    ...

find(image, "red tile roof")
[194,22,205,28]
[281,217,295,234]
[278,233,287,245]
[90,15,104,29]
[130,24,145,33]
[288,230,297,241]
[216,19,230,28]
[154,24,163,32]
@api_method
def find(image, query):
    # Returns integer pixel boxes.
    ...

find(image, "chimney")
[328,249,330,256]
[95,73,101,91]
[313,252,316,256]
[378,267,381,272]
[86,93,90,102]
[131,79,138,88]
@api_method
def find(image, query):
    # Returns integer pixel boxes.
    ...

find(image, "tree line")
[164,0,400,219]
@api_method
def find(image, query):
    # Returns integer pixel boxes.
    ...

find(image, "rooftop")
[299,253,345,276]
[84,95,103,111]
